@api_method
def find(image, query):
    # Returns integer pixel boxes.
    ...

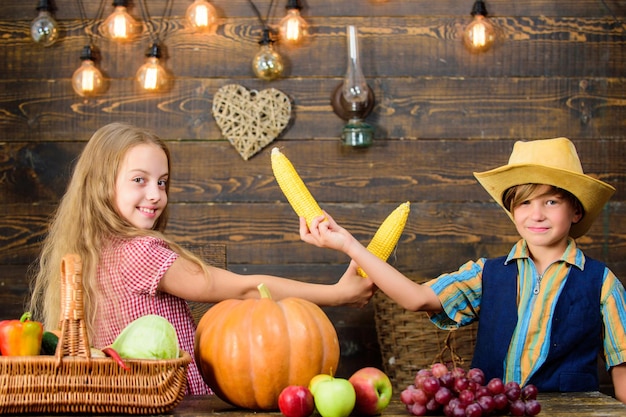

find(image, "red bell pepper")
[0,312,44,356]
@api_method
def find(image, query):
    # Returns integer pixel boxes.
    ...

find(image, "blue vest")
[471,255,605,391]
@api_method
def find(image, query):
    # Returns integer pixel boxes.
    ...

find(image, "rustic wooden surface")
[40,392,626,417]
[2,391,623,417]
[154,392,626,417]
[0,0,624,391]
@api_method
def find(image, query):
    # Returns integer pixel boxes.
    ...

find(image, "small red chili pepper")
[0,312,44,356]
[102,346,131,371]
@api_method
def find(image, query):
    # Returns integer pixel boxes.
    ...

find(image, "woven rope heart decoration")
[212,84,292,160]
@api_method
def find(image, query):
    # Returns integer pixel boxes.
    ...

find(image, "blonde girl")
[29,122,373,395]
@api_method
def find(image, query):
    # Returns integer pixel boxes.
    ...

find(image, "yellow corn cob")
[271,147,324,226]
[357,201,411,277]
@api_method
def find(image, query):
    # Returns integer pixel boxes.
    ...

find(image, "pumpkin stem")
[257,283,272,299]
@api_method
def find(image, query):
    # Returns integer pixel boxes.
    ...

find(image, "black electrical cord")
[138,0,174,45]
[76,0,106,45]
[247,0,276,31]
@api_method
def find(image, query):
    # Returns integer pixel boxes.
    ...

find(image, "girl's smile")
[138,206,158,217]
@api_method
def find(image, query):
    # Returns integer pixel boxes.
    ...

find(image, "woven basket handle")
[56,254,92,364]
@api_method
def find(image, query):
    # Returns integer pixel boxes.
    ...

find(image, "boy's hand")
[335,261,375,308]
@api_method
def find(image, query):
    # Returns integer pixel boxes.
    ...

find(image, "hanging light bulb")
[278,0,308,46]
[463,0,496,53]
[252,29,284,81]
[30,0,59,47]
[72,45,107,97]
[101,0,142,42]
[186,0,218,33]
[136,43,169,92]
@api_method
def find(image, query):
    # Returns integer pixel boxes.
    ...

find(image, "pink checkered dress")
[93,235,210,395]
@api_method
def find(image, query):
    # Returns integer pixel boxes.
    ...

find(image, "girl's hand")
[334,261,375,308]
[299,212,353,253]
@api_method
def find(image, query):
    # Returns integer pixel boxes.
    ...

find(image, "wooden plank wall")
[1,0,625,387]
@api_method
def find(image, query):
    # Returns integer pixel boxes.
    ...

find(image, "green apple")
[312,376,356,417]
[308,373,333,395]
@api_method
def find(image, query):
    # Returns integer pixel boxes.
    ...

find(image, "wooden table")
[166,392,626,417]
[3,391,623,416]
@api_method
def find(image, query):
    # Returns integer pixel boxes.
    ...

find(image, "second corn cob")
[271,147,324,227]
[357,201,411,277]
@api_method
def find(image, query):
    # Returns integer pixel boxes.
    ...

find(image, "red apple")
[278,385,315,417]
[348,367,393,415]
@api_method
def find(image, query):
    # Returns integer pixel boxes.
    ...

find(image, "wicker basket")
[373,285,478,392]
[0,254,191,414]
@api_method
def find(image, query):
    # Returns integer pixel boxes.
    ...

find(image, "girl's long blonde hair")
[29,122,208,335]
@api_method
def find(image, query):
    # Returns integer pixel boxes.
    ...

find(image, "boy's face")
[114,143,169,230]
[511,184,582,251]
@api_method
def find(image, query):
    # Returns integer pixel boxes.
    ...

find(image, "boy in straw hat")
[300,137,626,402]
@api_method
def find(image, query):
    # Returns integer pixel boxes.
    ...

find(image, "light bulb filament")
[194,5,209,27]
[279,8,307,45]
[470,22,487,47]
[285,17,301,42]
[186,0,217,32]
[81,67,96,92]
[103,5,141,42]
[463,2,496,53]
[73,53,106,98]
[143,67,159,90]
[112,13,128,39]
[137,52,168,92]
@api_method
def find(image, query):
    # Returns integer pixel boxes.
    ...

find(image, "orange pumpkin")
[194,284,340,410]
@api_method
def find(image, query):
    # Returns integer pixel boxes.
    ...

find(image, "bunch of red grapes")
[400,363,542,417]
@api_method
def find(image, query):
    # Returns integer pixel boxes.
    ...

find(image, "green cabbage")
[111,314,180,360]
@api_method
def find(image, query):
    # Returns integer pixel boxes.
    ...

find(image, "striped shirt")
[93,236,210,395]
[426,239,626,386]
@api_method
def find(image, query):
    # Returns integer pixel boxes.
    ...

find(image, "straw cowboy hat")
[473,137,615,238]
